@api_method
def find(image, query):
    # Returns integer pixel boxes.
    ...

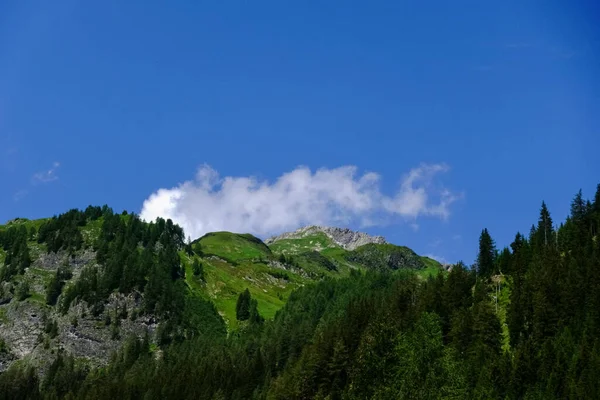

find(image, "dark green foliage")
[386,312,468,399]
[5,184,600,399]
[345,243,424,271]
[37,209,86,253]
[477,228,497,277]
[61,265,101,314]
[29,226,37,240]
[15,280,30,301]
[236,288,251,321]
[0,224,31,281]
[44,318,59,339]
[42,351,88,399]
[0,364,41,400]
[295,250,337,272]
[267,270,289,281]
[51,206,188,322]
[192,258,205,281]
[248,298,264,325]
[46,264,72,305]
[533,201,555,250]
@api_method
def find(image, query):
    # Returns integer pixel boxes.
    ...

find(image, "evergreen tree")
[249,299,264,325]
[15,281,30,301]
[192,258,205,282]
[476,228,497,278]
[236,289,251,321]
[46,265,72,306]
[534,201,555,249]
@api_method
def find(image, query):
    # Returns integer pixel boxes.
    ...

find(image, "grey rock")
[266,226,387,251]
[0,250,158,374]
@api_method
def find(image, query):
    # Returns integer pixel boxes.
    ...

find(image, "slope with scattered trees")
[4,184,598,399]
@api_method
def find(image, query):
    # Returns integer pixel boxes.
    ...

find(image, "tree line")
[1,185,599,399]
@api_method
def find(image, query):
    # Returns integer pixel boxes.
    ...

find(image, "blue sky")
[1,1,598,264]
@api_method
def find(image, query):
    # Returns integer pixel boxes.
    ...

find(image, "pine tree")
[592,184,600,236]
[571,189,587,221]
[236,289,251,321]
[192,258,205,282]
[534,202,555,249]
[249,299,264,325]
[16,280,30,301]
[570,189,590,250]
[477,228,497,278]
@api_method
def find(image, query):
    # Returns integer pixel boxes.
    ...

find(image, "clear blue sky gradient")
[1,1,598,263]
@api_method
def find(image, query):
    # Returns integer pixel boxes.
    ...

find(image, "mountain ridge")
[265,225,387,251]
[0,208,443,376]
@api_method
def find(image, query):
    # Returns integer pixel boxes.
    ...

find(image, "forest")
[1,185,599,399]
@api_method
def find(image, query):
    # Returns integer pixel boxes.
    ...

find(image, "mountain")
[0,209,442,376]
[265,225,387,251]
[1,184,600,399]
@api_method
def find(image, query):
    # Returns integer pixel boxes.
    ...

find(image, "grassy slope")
[2,217,446,331]
[418,256,444,278]
[187,232,308,329]
[268,232,338,254]
[195,232,273,263]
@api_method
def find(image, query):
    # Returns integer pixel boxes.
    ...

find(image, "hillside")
[0,209,441,375]
[266,225,387,251]
[1,185,599,399]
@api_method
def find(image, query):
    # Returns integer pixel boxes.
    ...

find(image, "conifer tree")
[249,299,264,325]
[476,228,497,278]
[192,258,205,282]
[236,289,251,321]
[534,202,555,249]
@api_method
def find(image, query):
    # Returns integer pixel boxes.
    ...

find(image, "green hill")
[267,231,340,254]
[183,229,442,327]
[344,243,425,271]
[3,184,600,399]
[193,231,273,263]
[0,207,443,377]
[184,232,304,328]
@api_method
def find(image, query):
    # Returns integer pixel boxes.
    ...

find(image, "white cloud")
[32,161,60,183]
[140,163,461,239]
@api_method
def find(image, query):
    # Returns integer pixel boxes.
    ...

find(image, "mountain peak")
[265,225,387,251]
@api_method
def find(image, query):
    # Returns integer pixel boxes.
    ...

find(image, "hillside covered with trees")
[1,184,600,399]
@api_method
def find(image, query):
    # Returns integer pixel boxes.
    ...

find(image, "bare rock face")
[266,226,387,251]
[0,249,157,374]
[0,289,155,374]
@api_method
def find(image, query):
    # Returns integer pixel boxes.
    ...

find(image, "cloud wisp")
[13,190,28,202]
[32,161,60,184]
[140,163,461,239]
[424,254,450,265]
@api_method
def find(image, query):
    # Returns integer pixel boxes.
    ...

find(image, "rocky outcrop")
[0,288,155,374]
[265,226,387,251]
[0,249,157,374]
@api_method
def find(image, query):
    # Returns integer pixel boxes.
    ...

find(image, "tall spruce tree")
[477,228,497,278]
[236,289,251,321]
[534,201,555,249]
